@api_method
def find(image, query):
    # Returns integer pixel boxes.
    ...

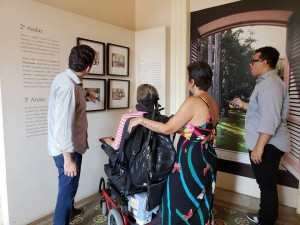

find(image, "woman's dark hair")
[68,45,96,72]
[255,46,279,69]
[187,61,213,91]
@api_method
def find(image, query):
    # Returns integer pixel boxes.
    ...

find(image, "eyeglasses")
[251,59,264,65]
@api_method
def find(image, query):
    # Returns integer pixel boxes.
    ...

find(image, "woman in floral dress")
[128,61,219,225]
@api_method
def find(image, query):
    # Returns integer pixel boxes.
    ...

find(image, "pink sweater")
[111,111,146,150]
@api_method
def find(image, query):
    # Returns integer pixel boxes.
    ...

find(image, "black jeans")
[249,144,284,225]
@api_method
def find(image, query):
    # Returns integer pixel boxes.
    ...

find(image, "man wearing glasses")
[231,46,290,225]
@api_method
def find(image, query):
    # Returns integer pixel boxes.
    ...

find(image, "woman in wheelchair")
[100,83,159,150]
[129,61,219,225]
[99,83,174,225]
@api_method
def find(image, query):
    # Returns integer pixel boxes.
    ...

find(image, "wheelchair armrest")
[99,138,119,162]
[99,137,116,149]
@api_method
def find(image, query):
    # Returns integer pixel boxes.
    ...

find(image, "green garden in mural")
[216,110,247,152]
[200,29,254,153]
[201,28,285,153]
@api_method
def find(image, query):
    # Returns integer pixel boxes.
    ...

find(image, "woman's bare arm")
[128,97,209,134]
[128,97,197,134]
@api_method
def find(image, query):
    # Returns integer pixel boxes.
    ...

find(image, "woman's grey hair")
[136,84,159,101]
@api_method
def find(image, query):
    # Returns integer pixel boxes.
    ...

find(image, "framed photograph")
[77,38,105,75]
[108,79,130,109]
[82,78,106,111]
[107,43,129,76]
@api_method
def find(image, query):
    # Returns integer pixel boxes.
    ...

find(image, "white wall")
[217,172,298,208]
[135,27,168,113]
[0,0,135,224]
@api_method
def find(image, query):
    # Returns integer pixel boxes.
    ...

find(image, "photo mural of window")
[190,0,300,192]
[200,27,286,153]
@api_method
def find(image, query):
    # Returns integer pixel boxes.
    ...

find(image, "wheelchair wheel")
[101,200,107,216]
[108,208,124,225]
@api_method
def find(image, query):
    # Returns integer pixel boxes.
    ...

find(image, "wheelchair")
[98,100,175,225]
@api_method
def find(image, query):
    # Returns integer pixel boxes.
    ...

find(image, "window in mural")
[200,26,286,153]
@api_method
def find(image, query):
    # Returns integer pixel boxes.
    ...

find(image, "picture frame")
[77,38,105,75]
[107,43,129,76]
[82,78,106,111]
[108,79,130,109]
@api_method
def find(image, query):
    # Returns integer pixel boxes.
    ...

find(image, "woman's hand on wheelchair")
[128,117,142,133]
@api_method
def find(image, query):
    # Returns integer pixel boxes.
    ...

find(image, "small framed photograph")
[82,78,106,111]
[108,79,130,109]
[107,43,129,76]
[77,38,105,75]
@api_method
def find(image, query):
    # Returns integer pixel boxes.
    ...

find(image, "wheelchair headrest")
[136,98,159,112]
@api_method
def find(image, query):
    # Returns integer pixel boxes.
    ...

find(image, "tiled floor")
[215,188,300,225]
[1,188,300,224]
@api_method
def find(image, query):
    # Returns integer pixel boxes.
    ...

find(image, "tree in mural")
[220,29,256,117]
[200,28,286,153]
[277,59,285,80]
[201,29,256,117]
[200,29,257,152]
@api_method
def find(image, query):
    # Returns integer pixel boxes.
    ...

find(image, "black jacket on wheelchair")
[100,98,175,211]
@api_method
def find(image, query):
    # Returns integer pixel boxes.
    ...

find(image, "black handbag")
[148,133,176,182]
[129,126,176,185]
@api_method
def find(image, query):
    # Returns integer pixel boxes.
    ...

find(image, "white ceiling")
[34,0,136,30]
[33,0,240,31]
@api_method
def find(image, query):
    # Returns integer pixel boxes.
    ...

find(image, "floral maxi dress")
[162,100,218,225]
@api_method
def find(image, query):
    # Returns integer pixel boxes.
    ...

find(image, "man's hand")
[231,98,248,110]
[250,133,271,164]
[63,152,78,177]
[251,146,264,164]
[87,92,96,103]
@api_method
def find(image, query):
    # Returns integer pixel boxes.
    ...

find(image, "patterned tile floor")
[69,200,252,225]
[28,195,254,225]
[29,189,300,225]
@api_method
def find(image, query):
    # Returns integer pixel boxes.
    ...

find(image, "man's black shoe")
[70,207,86,222]
[246,212,260,224]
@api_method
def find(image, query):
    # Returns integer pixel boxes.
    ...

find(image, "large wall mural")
[190,0,300,189]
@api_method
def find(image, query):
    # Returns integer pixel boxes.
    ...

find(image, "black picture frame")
[107,79,130,109]
[77,38,105,75]
[107,43,129,76]
[82,78,106,111]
